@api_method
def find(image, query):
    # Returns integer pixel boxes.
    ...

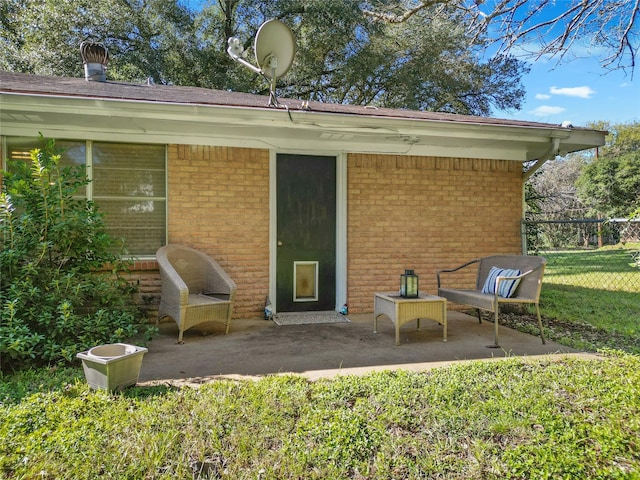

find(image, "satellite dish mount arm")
[225,20,295,108]
[227,37,279,106]
[262,54,279,106]
[227,37,262,76]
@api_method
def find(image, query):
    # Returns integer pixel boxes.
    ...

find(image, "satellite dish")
[254,19,296,80]
[227,19,296,106]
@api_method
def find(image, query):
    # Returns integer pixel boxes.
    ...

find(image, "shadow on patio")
[137,311,589,385]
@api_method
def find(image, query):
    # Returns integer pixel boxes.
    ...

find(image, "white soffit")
[0,93,605,162]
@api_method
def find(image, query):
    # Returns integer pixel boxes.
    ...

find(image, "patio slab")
[137,311,593,385]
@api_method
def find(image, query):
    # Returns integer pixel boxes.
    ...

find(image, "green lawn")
[541,284,640,336]
[2,246,639,478]
[2,354,639,479]
[542,247,640,293]
[525,246,639,354]
[474,246,640,354]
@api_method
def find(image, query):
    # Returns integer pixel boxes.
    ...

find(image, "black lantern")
[400,269,419,298]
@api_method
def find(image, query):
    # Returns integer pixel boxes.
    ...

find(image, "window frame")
[1,136,168,259]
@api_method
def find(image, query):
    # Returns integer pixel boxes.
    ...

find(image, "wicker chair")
[156,245,237,343]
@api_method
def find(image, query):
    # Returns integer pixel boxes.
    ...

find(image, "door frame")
[269,149,347,313]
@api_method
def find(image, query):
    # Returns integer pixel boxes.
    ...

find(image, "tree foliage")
[526,122,640,221]
[0,138,146,371]
[2,0,636,112]
[527,155,587,219]
[0,0,204,85]
[576,122,640,218]
[0,0,528,115]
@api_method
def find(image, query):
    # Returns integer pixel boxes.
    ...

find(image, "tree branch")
[362,0,444,23]
[362,0,639,73]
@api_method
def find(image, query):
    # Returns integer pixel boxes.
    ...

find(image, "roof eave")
[0,91,606,161]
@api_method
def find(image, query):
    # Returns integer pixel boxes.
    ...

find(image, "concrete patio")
[138,311,589,385]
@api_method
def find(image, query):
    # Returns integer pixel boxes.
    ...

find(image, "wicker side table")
[374,292,447,346]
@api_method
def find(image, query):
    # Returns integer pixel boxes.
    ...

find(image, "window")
[92,142,166,256]
[3,137,167,257]
[5,137,88,195]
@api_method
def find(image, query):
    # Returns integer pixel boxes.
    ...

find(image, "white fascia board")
[0,92,603,161]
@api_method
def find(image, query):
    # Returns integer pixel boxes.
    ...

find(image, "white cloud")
[550,86,596,98]
[535,93,552,100]
[531,105,566,116]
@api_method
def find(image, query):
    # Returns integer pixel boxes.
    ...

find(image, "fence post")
[521,219,528,255]
[597,214,603,248]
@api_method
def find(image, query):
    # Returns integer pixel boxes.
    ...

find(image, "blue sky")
[494,52,639,128]
[481,0,639,128]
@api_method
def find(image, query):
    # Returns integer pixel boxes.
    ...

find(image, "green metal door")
[276,154,336,312]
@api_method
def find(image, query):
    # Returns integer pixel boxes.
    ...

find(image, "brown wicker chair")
[156,245,237,343]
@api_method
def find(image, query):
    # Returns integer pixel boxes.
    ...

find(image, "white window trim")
[1,136,168,258]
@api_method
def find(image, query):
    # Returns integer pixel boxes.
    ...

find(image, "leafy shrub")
[0,137,146,371]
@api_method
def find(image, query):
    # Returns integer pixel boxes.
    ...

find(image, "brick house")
[0,71,606,321]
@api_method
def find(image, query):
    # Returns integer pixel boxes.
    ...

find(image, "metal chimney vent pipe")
[80,41,109,82]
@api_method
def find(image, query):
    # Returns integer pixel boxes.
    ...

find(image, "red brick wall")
[165,145,271,319]
[346,154,524,314]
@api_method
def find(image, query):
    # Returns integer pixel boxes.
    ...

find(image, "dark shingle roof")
[0,70,572,130]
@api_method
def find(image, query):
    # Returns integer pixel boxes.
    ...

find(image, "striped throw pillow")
[481,267,521,298]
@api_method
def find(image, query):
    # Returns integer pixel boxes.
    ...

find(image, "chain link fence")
[522,219,640,292]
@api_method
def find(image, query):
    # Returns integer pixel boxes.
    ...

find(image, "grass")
[542,246,640,293]
[539,246,640,353]
[2,245,639,478]
[0,366,84,405]
[2,354,639,479]
[541,284,640,336]
[496,245,640,354]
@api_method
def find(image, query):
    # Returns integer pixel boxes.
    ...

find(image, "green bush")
[0,137,146,371]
